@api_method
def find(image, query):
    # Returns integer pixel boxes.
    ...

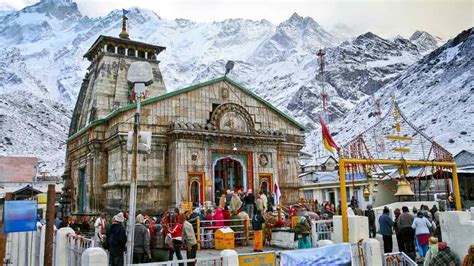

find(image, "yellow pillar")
[451,165,462,211]
[339,159,349,242]
[197,217,201,250]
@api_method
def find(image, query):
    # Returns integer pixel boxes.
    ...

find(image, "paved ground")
[196,245,284,258]
[194,235,399,257]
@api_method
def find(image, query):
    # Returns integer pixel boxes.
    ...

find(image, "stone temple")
[63,24,305,215]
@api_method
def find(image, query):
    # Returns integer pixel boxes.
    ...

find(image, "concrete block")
[220,249,238,266]
[439,211,474,259]
[271,230,298,249]
[55,227,75,266]
[363,238,382,266]
[81,247,108,266]
[333,215,369,244]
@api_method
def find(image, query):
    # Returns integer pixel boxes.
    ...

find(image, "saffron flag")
[122,9,129,15]
[274,182,281,206]
[320,115,339,154]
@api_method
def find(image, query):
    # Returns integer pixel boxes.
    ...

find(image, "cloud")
[0,0,38,9]
[1,0,472,39]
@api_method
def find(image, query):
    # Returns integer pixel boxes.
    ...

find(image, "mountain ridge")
[2,2,469,176]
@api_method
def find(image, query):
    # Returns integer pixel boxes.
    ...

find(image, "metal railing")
[66,233,94,266]
[313,220,333,241]
[132,256,224,266]
[383,252,417,266]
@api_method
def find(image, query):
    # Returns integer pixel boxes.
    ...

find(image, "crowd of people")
[51,190,472,266]
[377,204,461,265]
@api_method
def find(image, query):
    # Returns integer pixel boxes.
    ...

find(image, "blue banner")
[281,243,352,266]
[345,172,367,180]
[4,200,37,233]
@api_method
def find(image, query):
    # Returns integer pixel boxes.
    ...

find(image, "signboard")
[4,200,38,233]
[37,193,47,204]
[281,243,352,266]
[181,201,192,213]
[239,252,275,266]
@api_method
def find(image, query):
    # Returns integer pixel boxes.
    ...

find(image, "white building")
[299,155,374,210]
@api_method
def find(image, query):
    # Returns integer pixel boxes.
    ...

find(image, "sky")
[1,0,473,39]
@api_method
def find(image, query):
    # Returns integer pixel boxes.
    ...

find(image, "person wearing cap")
[423,237,439,265]
[412,211,433,259]
[150,223,168,262]
[133,214,151,263]
[105,212,127,266]
[429,242,459,266]
[379,207,395,253]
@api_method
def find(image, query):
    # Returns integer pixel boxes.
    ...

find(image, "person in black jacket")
[244,189,255,219]
[364,205,376,238]
[252,210,265,252]
[105,212,127,266]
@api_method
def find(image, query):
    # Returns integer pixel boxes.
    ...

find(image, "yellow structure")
[215,227,235,250]
[338,100,460,242]
[338,158,461,242]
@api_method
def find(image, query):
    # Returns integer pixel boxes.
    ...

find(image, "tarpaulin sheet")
[4,200,37,233]
[281,243,352,266]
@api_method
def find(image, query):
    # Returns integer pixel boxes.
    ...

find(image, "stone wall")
[439,211,474,260]
[66,78,304,213]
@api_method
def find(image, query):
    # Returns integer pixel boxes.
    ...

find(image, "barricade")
[313,220,333,241]
[131,256,224,266]
[383,252,417,266]
[197,217,250,250]
[66,233,94,266]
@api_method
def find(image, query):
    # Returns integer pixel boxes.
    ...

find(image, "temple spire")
[119,9,130,39]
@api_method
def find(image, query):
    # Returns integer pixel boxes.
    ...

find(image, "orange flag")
[320,116,339,154]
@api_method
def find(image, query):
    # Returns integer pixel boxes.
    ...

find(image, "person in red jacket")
[223,206,231,227]
[213,208,224,229]
[168,214,184,262]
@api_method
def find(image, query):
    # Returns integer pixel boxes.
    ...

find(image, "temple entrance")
[188,173,204,207]
[258,174,273,195]
[214,158,244,193]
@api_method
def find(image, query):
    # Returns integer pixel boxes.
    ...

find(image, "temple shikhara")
[63,23,305,215]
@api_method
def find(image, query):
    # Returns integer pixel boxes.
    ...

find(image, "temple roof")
[83,35,166,61]
[68,76,305,142]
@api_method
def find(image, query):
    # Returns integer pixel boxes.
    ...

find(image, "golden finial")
[119,10,130,39]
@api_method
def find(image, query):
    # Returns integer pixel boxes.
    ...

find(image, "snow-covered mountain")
[409,30,444,54]
[1,0,465,176]
[326,28,474,156]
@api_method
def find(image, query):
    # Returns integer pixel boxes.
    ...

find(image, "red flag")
[320,115,339,154]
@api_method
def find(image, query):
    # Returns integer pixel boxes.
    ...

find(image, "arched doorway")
[214,158,244,193]
[189,180,200,207]
[188,173,204,207]
[261,181,269,194]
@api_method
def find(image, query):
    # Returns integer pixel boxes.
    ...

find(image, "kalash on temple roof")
[63,12,305,215]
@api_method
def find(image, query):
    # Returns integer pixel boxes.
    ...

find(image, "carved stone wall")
[71,54,166,136]
[65,78,305,214]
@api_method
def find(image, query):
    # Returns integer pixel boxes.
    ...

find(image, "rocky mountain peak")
[283,12,320,29]
[409,30,443,53]
[21,0,81,20]
[354,32,383,43]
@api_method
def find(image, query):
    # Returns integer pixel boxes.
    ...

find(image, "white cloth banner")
[281,243,352,266]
